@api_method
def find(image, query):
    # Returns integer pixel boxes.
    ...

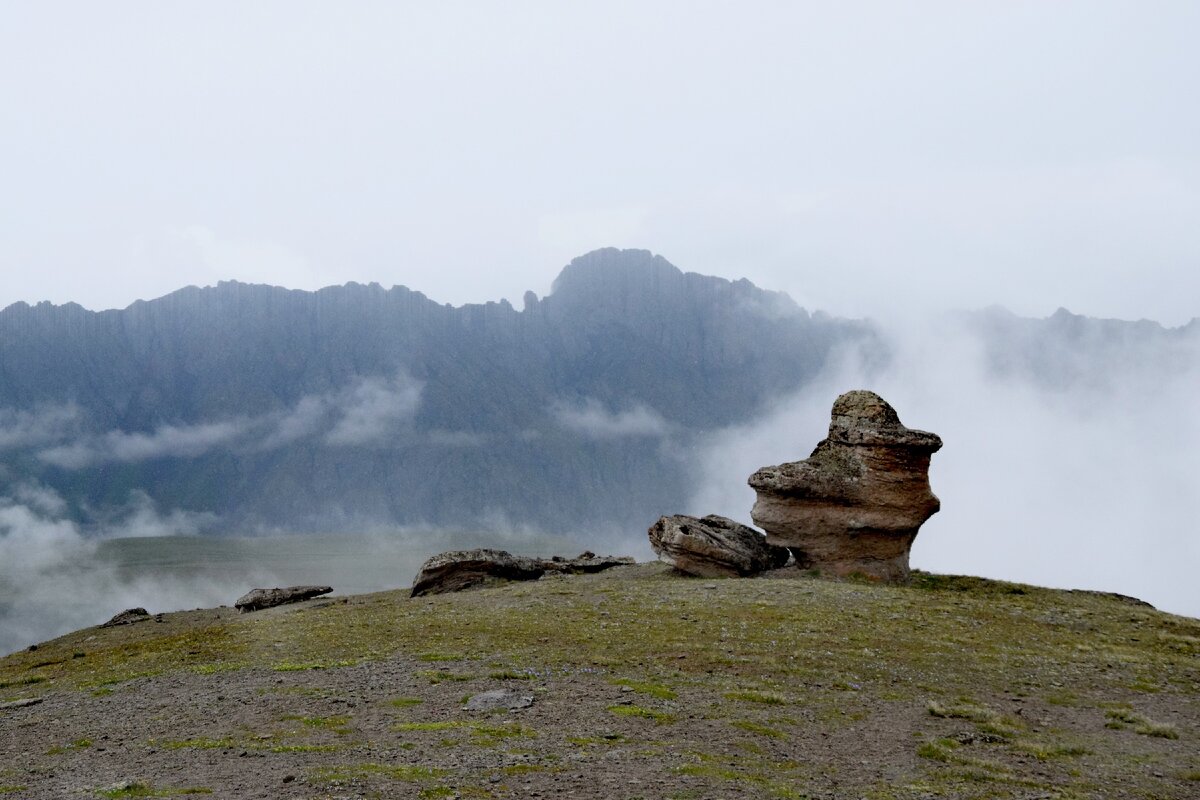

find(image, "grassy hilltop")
[1,564,1198,799]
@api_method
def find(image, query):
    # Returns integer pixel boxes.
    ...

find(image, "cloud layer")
[687,314,1200,617]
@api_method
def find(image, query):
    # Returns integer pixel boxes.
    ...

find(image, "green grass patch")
[389,696,424,708]
[310,764,449,783]
[730,720,788,739]
[0,675,46,689]
[488,669,534,680]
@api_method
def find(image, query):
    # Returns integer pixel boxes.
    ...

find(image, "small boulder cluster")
[649,390,942,582]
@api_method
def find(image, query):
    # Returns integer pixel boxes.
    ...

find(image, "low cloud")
[0,403,83,450]
[0,485,242,655]
[39,419,247,469]
[552,399,672,439]
[32,373,425,468]
[325,375,424,446]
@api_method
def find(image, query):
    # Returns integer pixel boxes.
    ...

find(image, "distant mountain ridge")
[0,249,873,532]
[0,248,1194,535]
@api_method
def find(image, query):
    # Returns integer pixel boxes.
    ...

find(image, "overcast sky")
[1,2,1197,325]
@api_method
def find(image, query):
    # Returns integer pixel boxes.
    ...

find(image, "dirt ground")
[2,566,1198,799]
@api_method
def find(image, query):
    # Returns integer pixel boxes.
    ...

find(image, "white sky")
[1,1,1197,325]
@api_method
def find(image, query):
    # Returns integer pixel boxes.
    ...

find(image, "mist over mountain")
[0,249,876,534]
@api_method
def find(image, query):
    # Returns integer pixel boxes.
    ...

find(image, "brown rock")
[648,514,790,577]
[410,549,633,597]
[234,585,333,613]
[748,390,942,582]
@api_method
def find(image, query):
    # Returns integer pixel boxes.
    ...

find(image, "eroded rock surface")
[648,514,790,577]
[410,549,634,597]
[235,586,333,613]
[749,390,942,581]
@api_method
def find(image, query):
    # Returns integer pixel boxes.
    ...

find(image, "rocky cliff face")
[749,390,942,581]
[0,249,873,532]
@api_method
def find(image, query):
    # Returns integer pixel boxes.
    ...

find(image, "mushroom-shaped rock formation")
[648,514,790,577]
[748,390,942,582]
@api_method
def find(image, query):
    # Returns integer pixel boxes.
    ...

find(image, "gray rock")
[235,585,333,613]
[648,514,790,577]
[749,390,942,582]
[463,689,534,712]
[100,608,151,628]
[410,549,634,597]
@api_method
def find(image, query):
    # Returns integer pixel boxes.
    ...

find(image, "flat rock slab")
[101,608,152,628]
[411,549,633,597]
[235,586,333,613]
[463,689,534,712]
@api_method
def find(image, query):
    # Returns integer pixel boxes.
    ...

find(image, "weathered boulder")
[462,689,535,712]
[648,514,790,577]
[235,585,333,613]
[748,390,942,582]
[410,549,634,597]
[100,608,151,628]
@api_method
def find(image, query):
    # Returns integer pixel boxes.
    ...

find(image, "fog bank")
[689,313,1200,617]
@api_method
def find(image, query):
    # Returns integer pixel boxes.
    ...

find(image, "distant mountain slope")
[0,249,874,532]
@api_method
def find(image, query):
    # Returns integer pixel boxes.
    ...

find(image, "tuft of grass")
[47,737,93,755]
[281,714,352,734]
[389,697,424,708]
[0,675,46,689]
[1105,707,1180,738]
[394,721,464,733]
[606,704,676,724]
[416,669,474,684]
[0,788,27,795]
[723,689,787,705]
[731,720,788,739]
[488,669,534,680]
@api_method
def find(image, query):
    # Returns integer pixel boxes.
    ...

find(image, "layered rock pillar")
[748,390,942,581]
